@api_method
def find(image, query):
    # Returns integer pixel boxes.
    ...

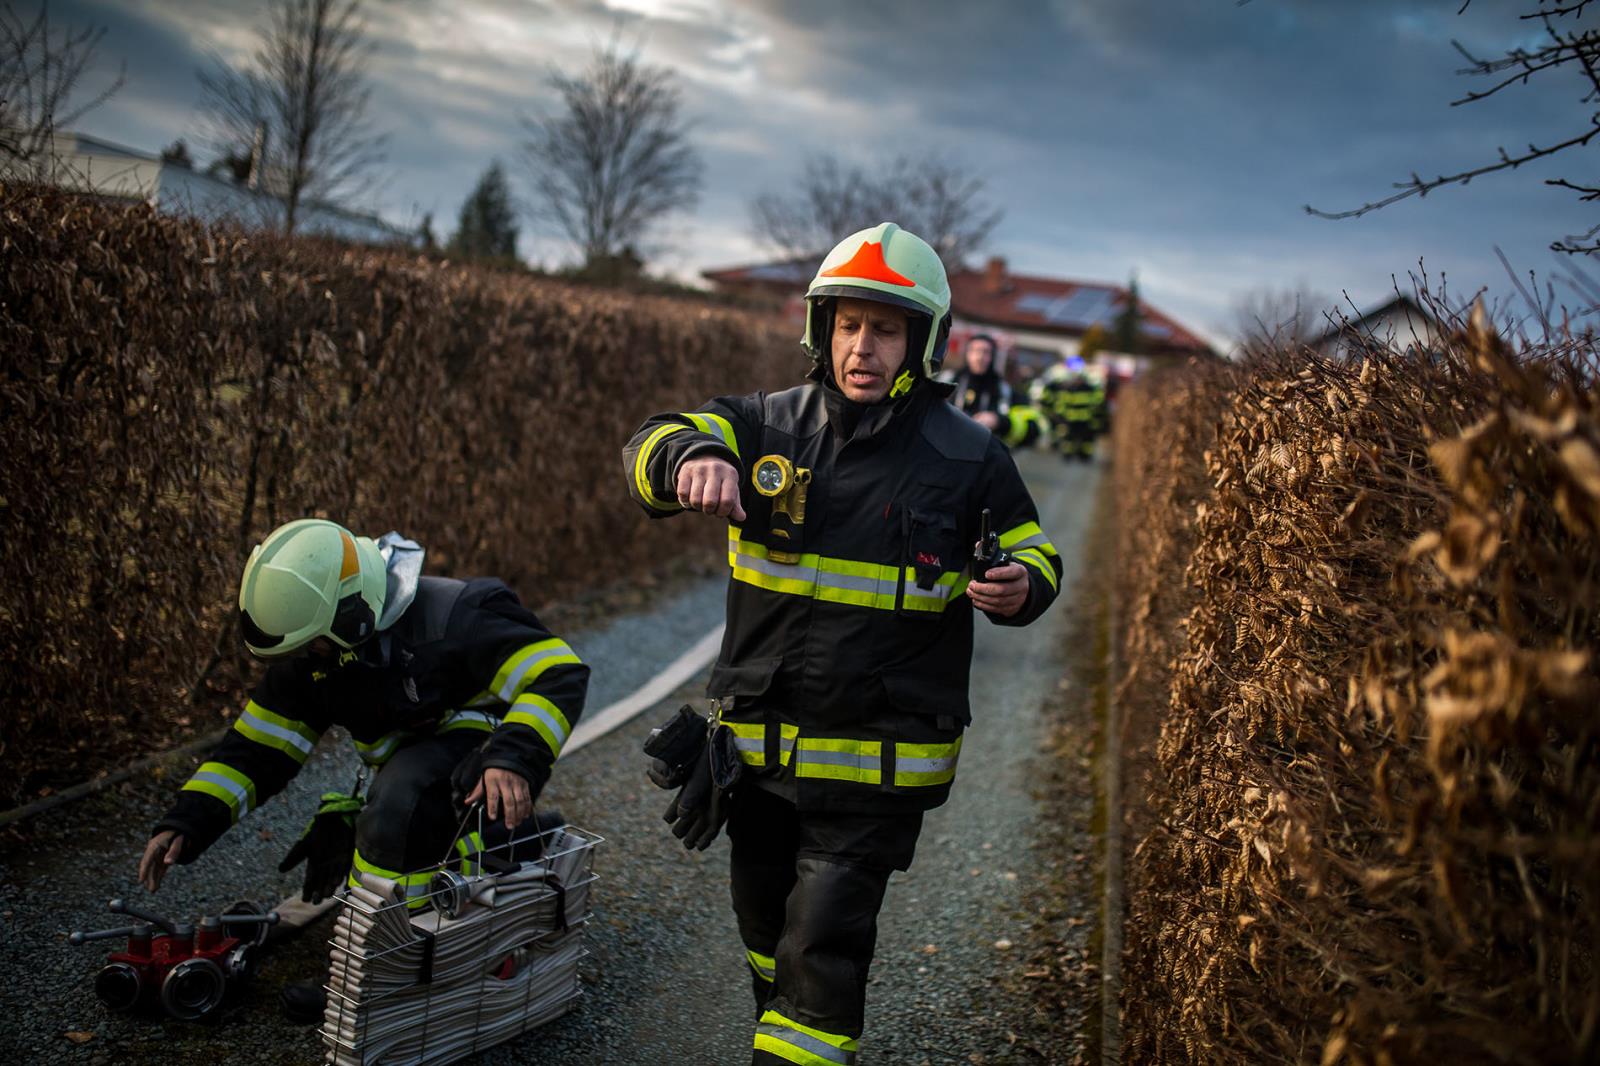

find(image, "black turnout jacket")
[623,381,1061,813]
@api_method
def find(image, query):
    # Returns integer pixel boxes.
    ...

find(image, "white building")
[32,130,416,247]
[1308,295,1445,359]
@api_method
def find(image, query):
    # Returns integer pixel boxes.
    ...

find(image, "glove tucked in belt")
[278,791,362,903]
[661,723,742,852]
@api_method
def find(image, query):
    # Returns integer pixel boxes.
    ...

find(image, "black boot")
[279,979,327,1025]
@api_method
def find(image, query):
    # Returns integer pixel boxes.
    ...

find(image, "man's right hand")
[676,457,746,521]
[138,830,185,893]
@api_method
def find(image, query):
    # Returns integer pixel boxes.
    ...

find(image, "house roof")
[1308,294,1441,351]
[702,255,1211,353]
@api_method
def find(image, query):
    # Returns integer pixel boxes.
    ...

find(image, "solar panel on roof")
[1043,288,1120,327]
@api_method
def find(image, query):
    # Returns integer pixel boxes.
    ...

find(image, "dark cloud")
[37,0,1599,340]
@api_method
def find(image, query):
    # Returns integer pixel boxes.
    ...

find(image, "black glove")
[644,705,710,790]
[662,725,742,851]
[278,792,362,903]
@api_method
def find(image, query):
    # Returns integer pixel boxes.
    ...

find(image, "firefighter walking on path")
[136,519,589,1021]
[622,222,1061,1065]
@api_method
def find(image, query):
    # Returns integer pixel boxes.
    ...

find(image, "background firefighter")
[135,518,589,1021]
[622,222,1062,1065]
[941,332,1011,433]
[1032,357,1107,461]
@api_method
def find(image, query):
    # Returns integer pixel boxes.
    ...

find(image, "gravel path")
[0,449,1099,1064]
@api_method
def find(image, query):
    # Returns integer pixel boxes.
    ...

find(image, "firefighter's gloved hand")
[662,725,741,851]
[278,791,362,903]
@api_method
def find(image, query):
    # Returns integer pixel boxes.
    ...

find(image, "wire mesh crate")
[321,822,602,1066]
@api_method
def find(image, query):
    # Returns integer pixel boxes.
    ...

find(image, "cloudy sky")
[49,0,1595,346]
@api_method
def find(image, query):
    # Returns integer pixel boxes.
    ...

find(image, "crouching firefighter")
[623,223,1062,1064]
[136,519,589,1022]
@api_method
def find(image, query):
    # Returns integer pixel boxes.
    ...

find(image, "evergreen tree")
[450,161,519,262]
[1113,274,1144,354]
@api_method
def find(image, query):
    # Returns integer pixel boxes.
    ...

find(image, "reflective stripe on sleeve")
[1011,546,1060,591]
[746,948,776,983]
[454,831,486,876]
[794,738,881,784]
[998,521,1059,558]
[754,1009,858,1065]
[492,639,582,702]
[684,412,741,461]
[894,737,963,787]
[504,693,572,757]
[181,761,257,822]
[232,700,320,764]
[635,423,690,511]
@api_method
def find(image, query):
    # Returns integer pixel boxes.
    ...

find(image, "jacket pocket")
[899,507,962,617]
[707,655,782,703]
[881,668,970,729]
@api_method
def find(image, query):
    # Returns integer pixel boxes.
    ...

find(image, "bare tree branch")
[520,42,701,268]
[197,0,384,234]
[1305,1,1600,254]
[749,153,1003,268]
[0,1,124,177]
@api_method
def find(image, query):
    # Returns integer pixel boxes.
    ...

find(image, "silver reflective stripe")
[516,701,570,748]
[897,754,958,774]
[797,748,875,770]
[733,736,764,755]
[817,569,898,597]
[441,710,497,730]
[238,707,315,757]
[1006,532,1053,553]
[732,550,811,583]
[355,732,403,764]
[756,1024,855,1064]
[193,770,251,816]
[903,582,955,605]
[497,645,572,702]
[746,951,776,981]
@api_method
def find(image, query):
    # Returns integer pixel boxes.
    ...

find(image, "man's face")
[966,338,995,375]
[831,297,909,403]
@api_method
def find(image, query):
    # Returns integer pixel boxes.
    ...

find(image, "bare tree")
[1306,0,1600,253]
[197,0,383,235]
[750,153,1004,268]
[521,42,701,268]
[0,1,124,177]
[1230,285,1335,353]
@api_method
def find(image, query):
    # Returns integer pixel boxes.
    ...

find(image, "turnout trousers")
[352,731,548,906]
[728,784,924,1065]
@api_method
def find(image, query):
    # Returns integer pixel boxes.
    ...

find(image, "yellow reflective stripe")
[998,521,1058,557]
[779,723,798,766]
[505,692,572,757]
[1012,546,1060,591]
[728,530,960,614]
[454,831,485,876]
[746,948,776,982]
[725,720,766,767]
[350,848,435,909]
[233,700,320,764]
[491,638,582,702]
[353,731,405,765]
[901,567,962,612]
[894,737,963,786]
[439,710,497,733]
[794,738,881,784]
[182,761,257,821]
[684,411,741,460]
[755,1009,858,1065]
[635,423,689,511]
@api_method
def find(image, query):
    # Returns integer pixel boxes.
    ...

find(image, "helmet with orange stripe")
[802,222,952,384]
[238,519,387,659]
